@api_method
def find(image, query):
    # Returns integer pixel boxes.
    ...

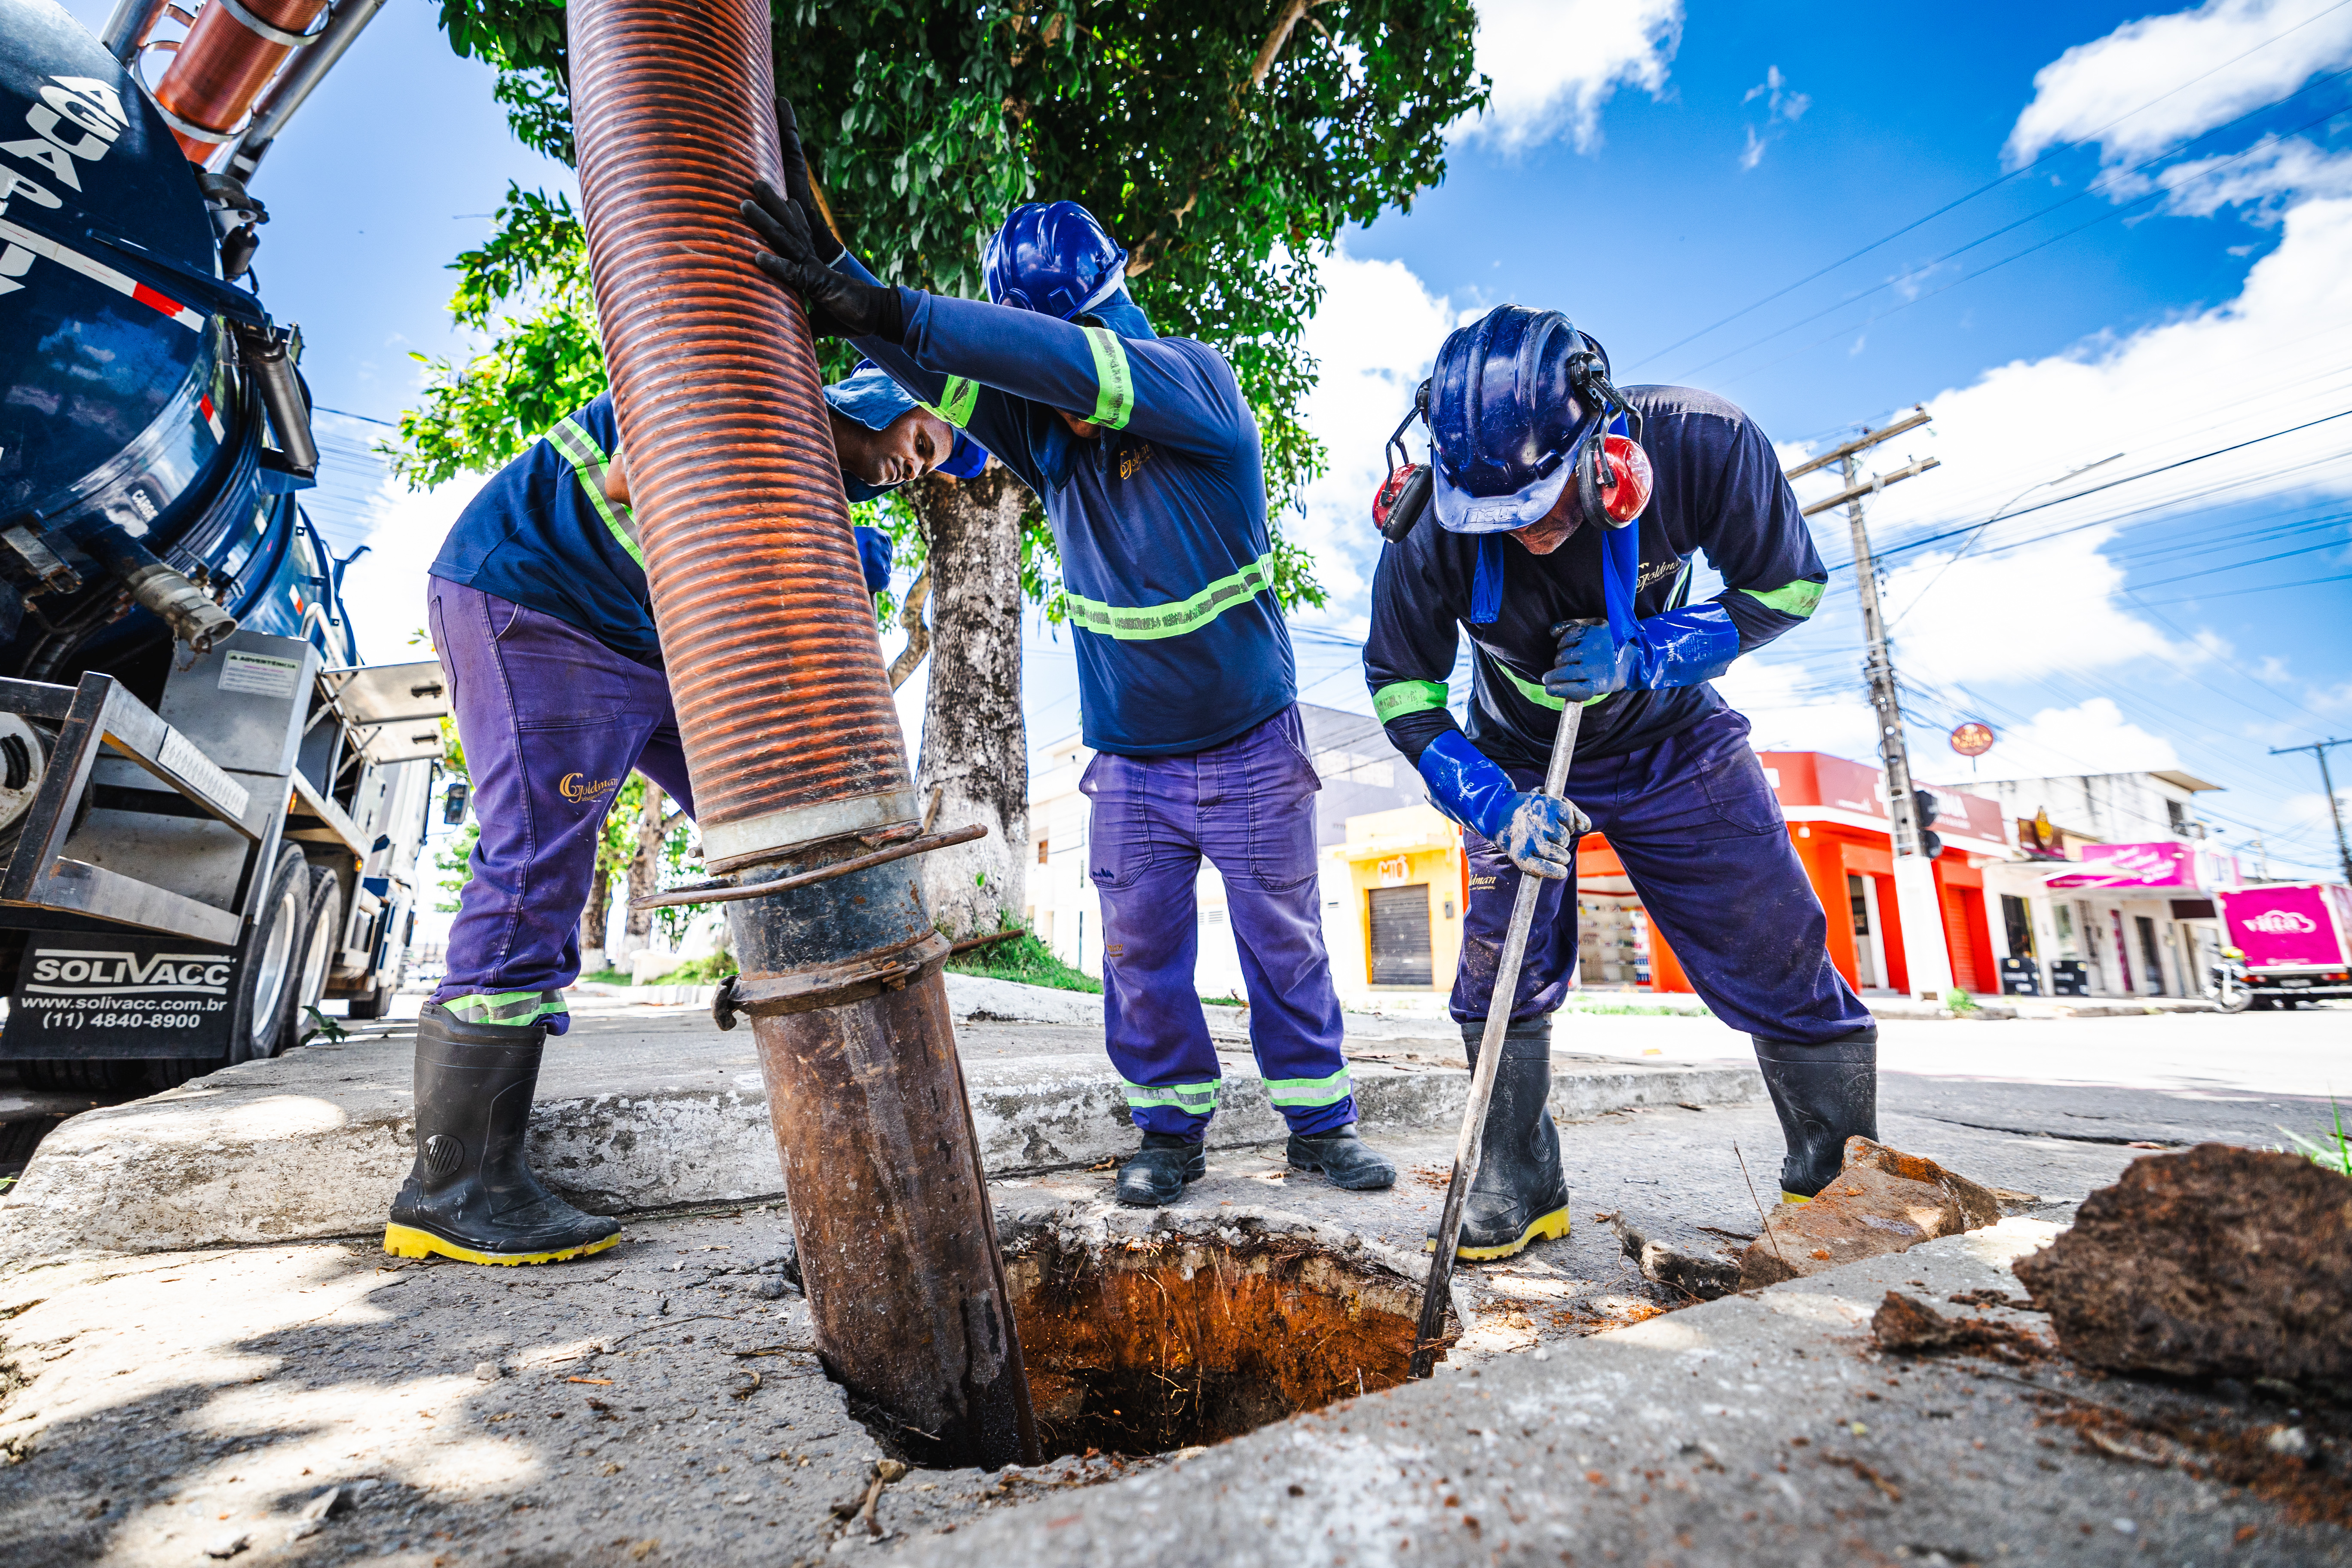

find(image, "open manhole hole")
[998,1206,1455,1459]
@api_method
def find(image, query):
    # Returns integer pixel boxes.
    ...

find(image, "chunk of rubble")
[1608,1210,1750,1301]
[2011,1144,2352,1383]
[1870,1291,2048,1363]
[1737,1138,2003,1289]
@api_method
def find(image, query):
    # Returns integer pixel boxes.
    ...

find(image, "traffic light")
[1913,787,1941,828]
[1921,829,1944,861]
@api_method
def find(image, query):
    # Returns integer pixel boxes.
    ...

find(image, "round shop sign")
[1949,721,1995,757]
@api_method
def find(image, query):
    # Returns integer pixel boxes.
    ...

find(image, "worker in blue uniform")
[740,124,1397,1208]
[1363,304,1877,1260]
[386,373,974,1268]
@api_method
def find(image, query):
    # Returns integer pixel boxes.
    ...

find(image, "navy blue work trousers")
[1453,708,1872,1042]
[429,578,695,1032]
[1084,705,1355,1140]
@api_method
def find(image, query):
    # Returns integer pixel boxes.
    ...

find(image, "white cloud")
[1286,246,1467,616]
[1962,698,2185,781]
[2148,134,2352,218]
[1710,655,1880,757]
[1878,524,2177,683]
[1784,194,2352,630]
[339,471,487,667]
[1457,0,1682,154]
[2006,0,2352,167]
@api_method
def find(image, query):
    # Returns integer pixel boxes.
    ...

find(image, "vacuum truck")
[0,0,442,1089]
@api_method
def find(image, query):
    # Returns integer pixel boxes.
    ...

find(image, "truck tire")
[230,844,311,1065]
[345,976,398,1020]
[293,866,344,1036]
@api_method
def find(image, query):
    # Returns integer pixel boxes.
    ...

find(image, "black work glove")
[741,179,902,342]
[772,96,843,262]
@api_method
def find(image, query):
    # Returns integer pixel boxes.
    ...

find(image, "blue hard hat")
[822,362,991,502]
[1427,305,1612,534]
[984,201,1130,321]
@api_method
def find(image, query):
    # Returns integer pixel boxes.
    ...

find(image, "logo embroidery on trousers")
[560,773,621,804]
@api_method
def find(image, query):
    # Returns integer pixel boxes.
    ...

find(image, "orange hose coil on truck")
[149,0,328,164]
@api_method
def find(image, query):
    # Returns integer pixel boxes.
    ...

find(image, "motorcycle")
[2205,947,2252,1014]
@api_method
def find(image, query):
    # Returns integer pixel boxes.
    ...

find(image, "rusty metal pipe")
[567,0,1038,1469]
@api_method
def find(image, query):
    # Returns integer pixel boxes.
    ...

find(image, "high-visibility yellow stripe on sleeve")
[1372,680,1450,723]
[1081,326,1134,430]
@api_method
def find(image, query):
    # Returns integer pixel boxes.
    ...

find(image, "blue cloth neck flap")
[1467,411,1639,634]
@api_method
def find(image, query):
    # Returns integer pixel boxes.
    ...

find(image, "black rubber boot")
[1753,1028,1878,1202]
[1286,1123,1397,1190]
[1426,1017,1570,1260]
[1115,1132,1207,1207]
[383,1002,622,1265]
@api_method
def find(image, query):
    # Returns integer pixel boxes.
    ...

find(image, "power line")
[1820,405,2352,570]
[2131,567,2352,605]
[1665,71,2352,384]
[1628,1,2352,368]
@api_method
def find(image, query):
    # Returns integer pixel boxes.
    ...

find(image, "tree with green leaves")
[409,0,1482,939]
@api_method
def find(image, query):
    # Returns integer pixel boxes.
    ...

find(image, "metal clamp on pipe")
[629,822,987,912]
[714,930,951,1027]
[85,525,239,653]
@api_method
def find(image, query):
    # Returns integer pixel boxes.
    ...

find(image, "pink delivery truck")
[2214,882,2352,1008]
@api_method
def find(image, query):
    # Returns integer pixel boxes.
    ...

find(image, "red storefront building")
[1574,751,2012,998]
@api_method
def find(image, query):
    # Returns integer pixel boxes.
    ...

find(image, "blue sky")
[64,0,2352,879]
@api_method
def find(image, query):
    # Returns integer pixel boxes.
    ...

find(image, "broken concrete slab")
[1737,1136,2004,1289]
[0,1006,1760,1259]
[2013,1143,2352,1384]
[1607,1207,1750,1301]
[886,1212,2350,1568]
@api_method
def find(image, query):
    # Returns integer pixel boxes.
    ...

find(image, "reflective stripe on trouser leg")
[1197,705,1356,1137]
[441,989,568,1027]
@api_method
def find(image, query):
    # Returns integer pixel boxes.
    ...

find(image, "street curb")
[0,1035,1758,1260]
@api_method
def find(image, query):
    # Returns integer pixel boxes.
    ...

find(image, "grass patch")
[641,953,740,986]
[580,968,633,986]
[1559,1000,1704,1017]
[948,931,1101,994]
[2277,1096,2351,1177]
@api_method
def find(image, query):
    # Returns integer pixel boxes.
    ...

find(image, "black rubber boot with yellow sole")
[383,1001,621,1266]
[1753,1027,1877,1203]
[1426,1016,1570,1261]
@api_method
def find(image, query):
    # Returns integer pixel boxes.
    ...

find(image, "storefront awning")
[2043,840,2232,892]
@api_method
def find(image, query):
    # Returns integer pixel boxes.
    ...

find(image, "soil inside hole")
[1001,1225,1442,1459]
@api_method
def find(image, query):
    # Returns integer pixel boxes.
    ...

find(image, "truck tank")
[0,0,441,1088]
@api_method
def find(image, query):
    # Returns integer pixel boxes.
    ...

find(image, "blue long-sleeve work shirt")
[1364,386,1829,771]
[429,392,894,667]
[839,262,1296,757]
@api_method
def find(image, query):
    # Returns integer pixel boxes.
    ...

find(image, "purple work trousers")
[1084,705,1355,1139]
[428,579,695,1031]
[1454,708,1872,1044]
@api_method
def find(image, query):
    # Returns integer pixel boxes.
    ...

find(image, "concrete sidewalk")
[0,976,1761,1259]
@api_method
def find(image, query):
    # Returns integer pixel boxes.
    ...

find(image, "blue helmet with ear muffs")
[1427,305,1618,534]
[821,363,992,502]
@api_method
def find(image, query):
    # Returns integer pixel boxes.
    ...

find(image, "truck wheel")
[230,844,311,1065]
[345,979,397,1020]
[291,866,345,1041]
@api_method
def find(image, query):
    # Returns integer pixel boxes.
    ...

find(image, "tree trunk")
[580,865,612,972]
[621,778,667,953]
[903,465,1030,941]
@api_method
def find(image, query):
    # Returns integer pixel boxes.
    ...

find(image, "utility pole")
[1790,406,1951,999]
[2269,738,2352,885]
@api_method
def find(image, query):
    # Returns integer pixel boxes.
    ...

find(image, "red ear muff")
[1596,433,1652,524]
[1373,463,1432,543]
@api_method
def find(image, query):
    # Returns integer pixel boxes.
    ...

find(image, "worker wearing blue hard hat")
[389,376,960,1268]
[740,102,1396,1208]
[1363,304,1876,1261]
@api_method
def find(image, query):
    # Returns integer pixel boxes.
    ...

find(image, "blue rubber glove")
[1415,730,1589,881]
[1546,605,1741,701]
[853,525,893,594]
